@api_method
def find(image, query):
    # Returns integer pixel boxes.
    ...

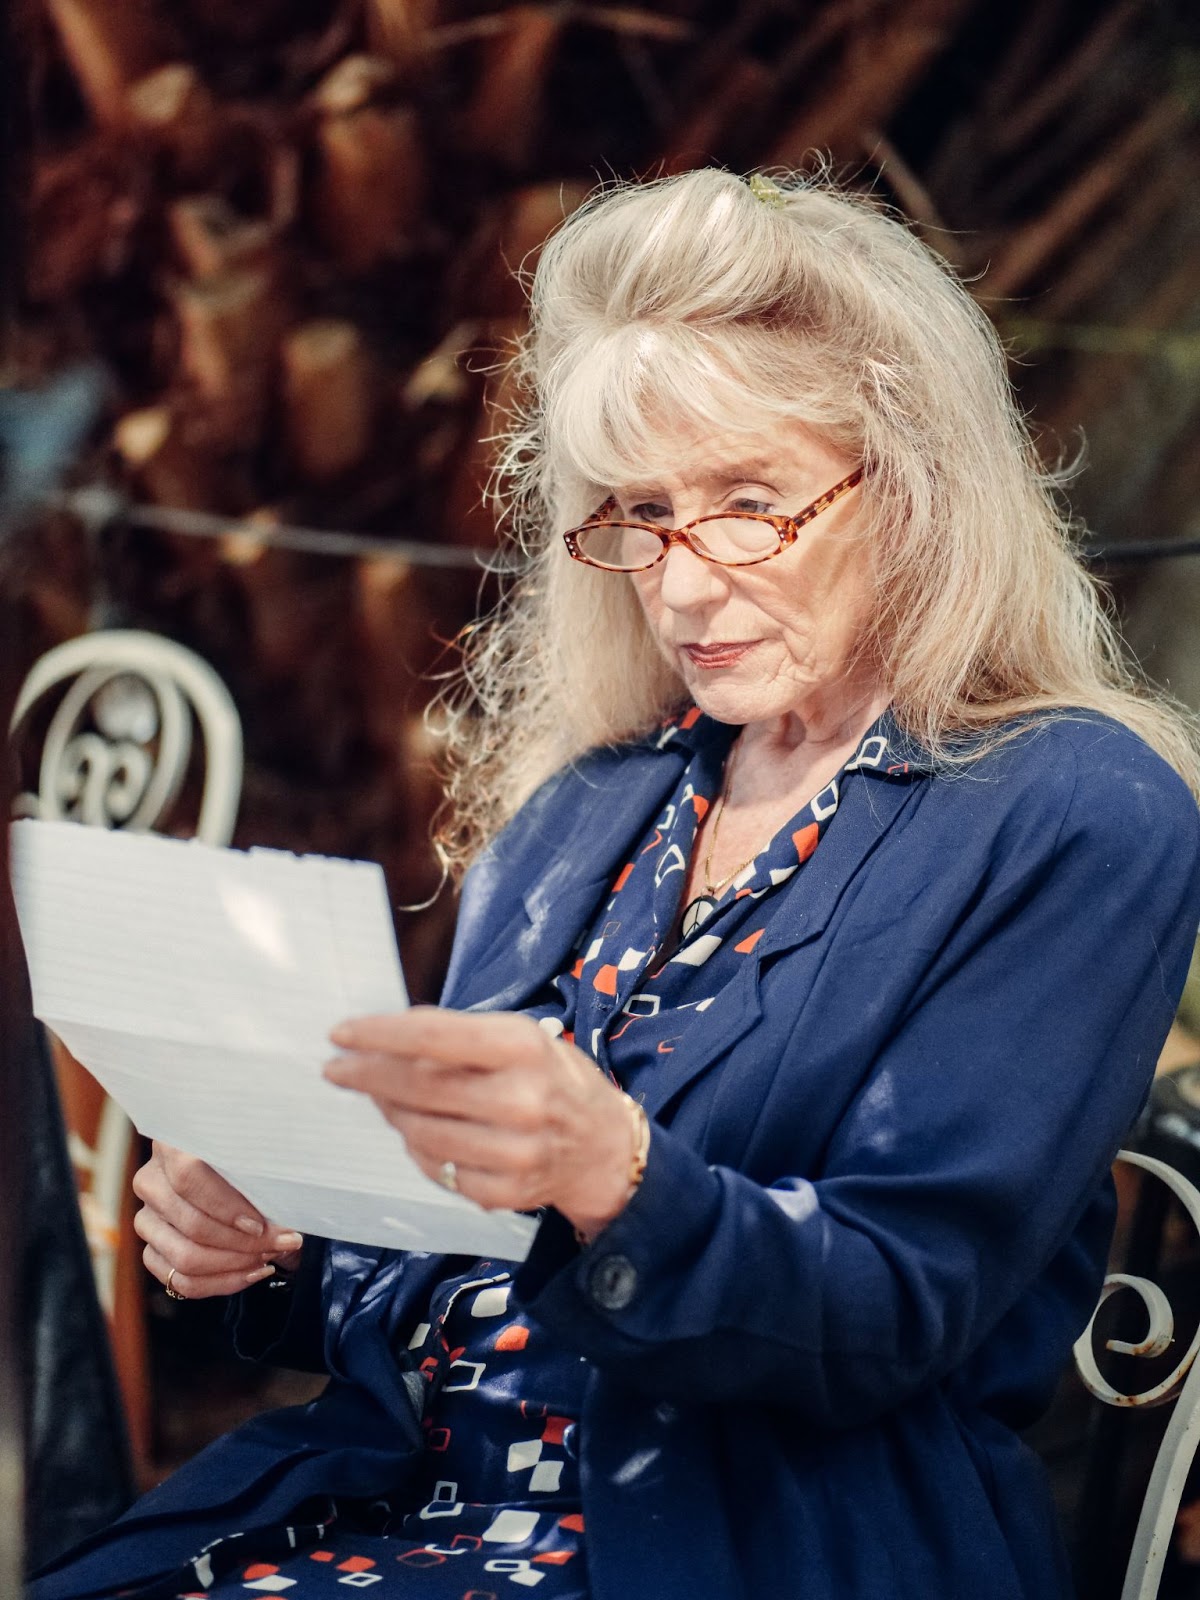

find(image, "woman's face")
[617,420,880,730]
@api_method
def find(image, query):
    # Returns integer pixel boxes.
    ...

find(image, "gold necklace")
[680,724,863,940]
[699,738,761,898]
[679,741,761,940]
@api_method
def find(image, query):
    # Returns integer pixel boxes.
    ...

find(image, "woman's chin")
[684,679,788,727]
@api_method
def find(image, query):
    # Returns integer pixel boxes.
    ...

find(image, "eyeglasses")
[561,466,864,573]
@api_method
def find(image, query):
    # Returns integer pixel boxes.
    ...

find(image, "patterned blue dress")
[70,709,914,1600]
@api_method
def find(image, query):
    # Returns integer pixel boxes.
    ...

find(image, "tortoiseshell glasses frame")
[561,466,864,573]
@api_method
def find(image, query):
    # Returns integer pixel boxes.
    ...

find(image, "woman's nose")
[656,542,726,613]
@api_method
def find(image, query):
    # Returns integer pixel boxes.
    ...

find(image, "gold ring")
[437,1160,459,1193]
[164,1266,186,1301]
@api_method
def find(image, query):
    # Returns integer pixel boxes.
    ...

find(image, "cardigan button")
[562,1422,579,1459]
[587,1252,638,1311]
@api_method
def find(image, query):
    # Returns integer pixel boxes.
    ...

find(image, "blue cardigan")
[33,711,1200,1600]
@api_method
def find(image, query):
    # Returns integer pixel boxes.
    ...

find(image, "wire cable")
[43,485,526,572]
[41,483,1200,570]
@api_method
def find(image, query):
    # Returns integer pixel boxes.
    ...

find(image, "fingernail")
[330,1024,353,1046]
[246,1264,275,1284]
[235,1215,264,1236]
[272,1231,304,1253]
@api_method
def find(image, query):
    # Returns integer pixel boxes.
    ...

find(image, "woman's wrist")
[566,1092,650,1245]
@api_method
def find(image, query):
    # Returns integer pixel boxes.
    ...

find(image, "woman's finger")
[330,1006,540,1069]
[134,1160,279,1255]
[384,1106,545,1179]
[134,1153,303,1258]
[141,1241,277,1301]
[134,1204,269,1280]
[432,1164,541,1214]
[324,1053,549,1132]
[152,1142,270,1238]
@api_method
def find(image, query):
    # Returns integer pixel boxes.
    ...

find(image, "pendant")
[680,895,718,939]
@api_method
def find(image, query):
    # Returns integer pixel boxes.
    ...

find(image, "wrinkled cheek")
[775,623,824,677]
[753,587,813,655]
[776,568,871,670]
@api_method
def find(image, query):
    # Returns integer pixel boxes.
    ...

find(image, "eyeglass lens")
[575,515,781,571]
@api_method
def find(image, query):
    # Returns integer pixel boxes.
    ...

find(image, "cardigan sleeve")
[513,736,1200,1425]
[225,1233,329,1374]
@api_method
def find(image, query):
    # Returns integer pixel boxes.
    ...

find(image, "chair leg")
[49,1037,155,1483]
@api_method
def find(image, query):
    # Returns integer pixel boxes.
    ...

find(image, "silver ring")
[437,1160,459,1193]
[164,1266,186,1301]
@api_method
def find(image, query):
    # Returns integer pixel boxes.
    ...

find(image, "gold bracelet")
[623,1091,651,1190]
[574,1093,651,1247]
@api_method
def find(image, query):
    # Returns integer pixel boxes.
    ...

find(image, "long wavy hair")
[432,167,1200,878]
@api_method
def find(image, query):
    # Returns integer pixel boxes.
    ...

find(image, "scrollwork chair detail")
[8,629,243,1476]
[10,628,242,845]
[1074,1149,1200,1600]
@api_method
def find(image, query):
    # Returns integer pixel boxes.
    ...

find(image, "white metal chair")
[8,628,243,1473]
[1074,1149,1200,1599]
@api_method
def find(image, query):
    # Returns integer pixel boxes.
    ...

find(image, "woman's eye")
[628,502,672,524]
[730,498,773,515]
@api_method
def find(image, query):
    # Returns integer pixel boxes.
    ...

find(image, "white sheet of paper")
[8,819,536,1260]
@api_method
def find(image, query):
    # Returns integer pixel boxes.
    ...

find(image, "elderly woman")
[32,168,1200,1600]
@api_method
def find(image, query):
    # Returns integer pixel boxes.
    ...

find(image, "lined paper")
[9,819,536,1259]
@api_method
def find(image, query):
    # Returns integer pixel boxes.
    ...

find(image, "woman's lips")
[681,641,760,668]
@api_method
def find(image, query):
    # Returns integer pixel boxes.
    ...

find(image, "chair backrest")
[9,628,242,846]
[1074,1148,1200,1600]
[7,629,244,1478]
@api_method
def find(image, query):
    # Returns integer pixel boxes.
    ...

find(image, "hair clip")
[748,173,786,208]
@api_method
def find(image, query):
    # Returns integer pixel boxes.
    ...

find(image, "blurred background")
[3,0,1200,1593]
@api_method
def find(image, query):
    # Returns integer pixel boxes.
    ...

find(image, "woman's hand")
[324,1007,642,1240]
[132,1141,305,1299]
